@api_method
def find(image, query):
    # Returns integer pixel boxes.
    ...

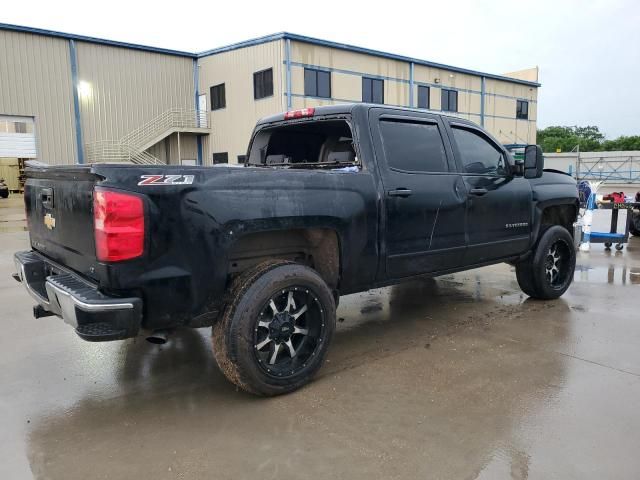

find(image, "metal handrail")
[85,141,162,165]
[576,156,640,184]
[85,108,208,165]
[121,108,208,149]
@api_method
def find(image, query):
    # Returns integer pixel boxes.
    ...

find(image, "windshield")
[247,120,358,169]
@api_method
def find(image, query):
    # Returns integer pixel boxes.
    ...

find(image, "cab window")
[451,126,507,175]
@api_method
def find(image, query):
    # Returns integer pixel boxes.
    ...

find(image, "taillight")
[284,108,315,119]
[93,188,145,262]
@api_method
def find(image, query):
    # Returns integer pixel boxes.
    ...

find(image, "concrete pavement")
[1,194,639,479]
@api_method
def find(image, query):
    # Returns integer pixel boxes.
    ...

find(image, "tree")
[536,126,639,152]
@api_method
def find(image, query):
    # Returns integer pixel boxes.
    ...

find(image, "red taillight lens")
[284,108,315,119]
[93,188,145,262]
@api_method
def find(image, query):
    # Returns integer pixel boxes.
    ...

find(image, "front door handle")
[469,187,488,196]
[387,188,413,198]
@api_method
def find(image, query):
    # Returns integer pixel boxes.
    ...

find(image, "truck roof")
[256,103,477,127]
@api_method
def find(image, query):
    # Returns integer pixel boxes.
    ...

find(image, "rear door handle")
[469,188,488,196]
[387,188,413,198]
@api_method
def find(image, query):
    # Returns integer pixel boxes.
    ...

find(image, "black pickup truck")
[14,104,579,395]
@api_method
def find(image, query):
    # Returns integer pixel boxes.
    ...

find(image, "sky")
[2,0,639,138]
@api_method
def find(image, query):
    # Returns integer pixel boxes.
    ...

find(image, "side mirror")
[524,144,544,179]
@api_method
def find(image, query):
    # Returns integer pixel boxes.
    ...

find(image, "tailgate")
[25,166,99,278]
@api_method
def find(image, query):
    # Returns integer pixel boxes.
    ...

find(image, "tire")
[516,225,576,300]
[212,260,336,396]
[631,211,640,237]
[0,189,8,199]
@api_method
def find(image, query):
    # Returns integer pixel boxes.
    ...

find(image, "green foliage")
[537,126,640,153]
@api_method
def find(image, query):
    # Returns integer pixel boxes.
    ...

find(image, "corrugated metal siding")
[0,30,76,165]
[198,40,283,164]
[76,42,195,144]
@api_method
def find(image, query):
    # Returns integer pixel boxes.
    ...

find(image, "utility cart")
[590,202,640,250]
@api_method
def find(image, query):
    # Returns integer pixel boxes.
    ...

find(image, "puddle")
[574,265,640,285]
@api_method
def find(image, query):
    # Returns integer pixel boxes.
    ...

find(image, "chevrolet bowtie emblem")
[44,213,56,230]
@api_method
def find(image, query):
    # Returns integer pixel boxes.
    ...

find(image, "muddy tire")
[212,260,336,396]
[630,211,640,237]
[516,225,576,300]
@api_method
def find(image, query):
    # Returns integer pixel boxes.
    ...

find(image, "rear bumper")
[13,250,142,341]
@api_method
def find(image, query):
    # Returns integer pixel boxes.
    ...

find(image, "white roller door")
[0,116,37,158]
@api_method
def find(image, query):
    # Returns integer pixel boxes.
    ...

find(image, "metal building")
[0,23,540,171]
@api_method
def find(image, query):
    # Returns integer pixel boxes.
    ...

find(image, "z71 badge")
[137,174,195,186]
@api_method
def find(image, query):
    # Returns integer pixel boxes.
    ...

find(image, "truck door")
[370,109,468,279]
[444,120,532,264]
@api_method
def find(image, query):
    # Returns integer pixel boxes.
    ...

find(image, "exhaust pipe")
[146,329,170,345]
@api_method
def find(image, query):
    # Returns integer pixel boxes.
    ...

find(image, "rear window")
[247,120,358,169]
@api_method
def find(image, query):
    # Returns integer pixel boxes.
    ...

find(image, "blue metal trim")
[480,76,486,127]
[68,40,84,165]
[0,22,195,57]
[197,32,286,58]
[193,58,203,166]
[409,62,415,108]
[193,58,199,111]
[285,39,292,109]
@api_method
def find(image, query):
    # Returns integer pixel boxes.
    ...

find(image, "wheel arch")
[226,227,342,290]
[533,200,579,242]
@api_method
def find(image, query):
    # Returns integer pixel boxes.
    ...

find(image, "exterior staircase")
[85,108,209,164]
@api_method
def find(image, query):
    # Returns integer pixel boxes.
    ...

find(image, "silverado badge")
[44,213,56,230]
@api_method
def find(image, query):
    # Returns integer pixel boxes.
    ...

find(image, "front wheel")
[212,260,336,396]
[516,225,576,300]
[630,211,640,237]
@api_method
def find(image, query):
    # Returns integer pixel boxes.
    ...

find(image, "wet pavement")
[1,193,640,479]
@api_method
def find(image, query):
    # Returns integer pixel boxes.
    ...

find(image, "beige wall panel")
[485,78,537,101]
[486,117,535,144]
[332,73,362,101]
[145,139,168,164]
[492,96,517,118]
[198,40,283,164]
[76,42,194,145]
[291,97,340,109]
[528,101,538,122]
[385,81,409,107]
[0,31,76,165]
[413,65,482,91]
[291,42,410,81]
[166,133,198,165]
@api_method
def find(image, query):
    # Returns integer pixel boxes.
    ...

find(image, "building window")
[417,86,430,109]
[210,83,226,110]
[304,68,331,98]
[516,100,529,119]
[254,68,273,100]
[212,152,228,164]
[237,155,247,163]
[441,89,458,112]
[362,77,384,104]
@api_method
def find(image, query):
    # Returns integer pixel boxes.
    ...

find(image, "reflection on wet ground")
[1,197,640,479]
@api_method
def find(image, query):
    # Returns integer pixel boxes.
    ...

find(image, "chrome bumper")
[13,250,142,341]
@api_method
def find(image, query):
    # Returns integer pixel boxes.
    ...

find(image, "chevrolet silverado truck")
[14,104,579,395]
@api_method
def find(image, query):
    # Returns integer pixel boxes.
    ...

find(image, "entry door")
[198,94,207,127]
[370,109,468,279]
[446,121,532,264]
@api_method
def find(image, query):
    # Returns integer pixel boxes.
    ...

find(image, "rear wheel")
[516,225,576,300]
[212,260,336,396]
